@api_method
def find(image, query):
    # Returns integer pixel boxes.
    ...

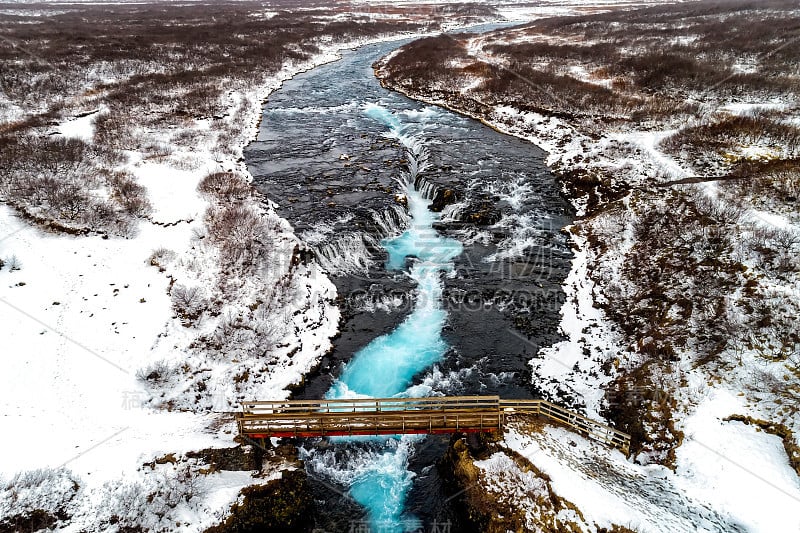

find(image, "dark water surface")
[245,30,574,532]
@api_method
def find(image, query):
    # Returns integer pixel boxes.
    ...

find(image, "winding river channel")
[245,27,574,533]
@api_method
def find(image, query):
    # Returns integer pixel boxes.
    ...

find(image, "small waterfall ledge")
[304,104,464,533]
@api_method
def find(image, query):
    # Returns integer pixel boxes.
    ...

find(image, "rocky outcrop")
[461,200,502,226]
[186,445,264,472]
[441,429,634,533]
[205,469,314,533]
[0,510,63,533]
[429,188,457,211]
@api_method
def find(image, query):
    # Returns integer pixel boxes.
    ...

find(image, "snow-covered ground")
[0,62,327,533]
[3,0,797,530]
[5,2,588,523]
[481,99,800,530]
[534,228,625,416]
[482,415,800,532]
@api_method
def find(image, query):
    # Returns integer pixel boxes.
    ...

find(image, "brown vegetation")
[380,0,800,125]
[0,135,148,234]
[0,1,432,233]
[443,432,641,532]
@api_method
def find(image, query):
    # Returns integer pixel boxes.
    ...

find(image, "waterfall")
[370,204,411,239]
[313,232,374,276]
[304,104,463,532]
[439,201,469,222]
[304,205,410,276]
[413,175,441,201]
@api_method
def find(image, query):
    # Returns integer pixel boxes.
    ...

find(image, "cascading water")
[305,206,412,276]
[413,175,442,202]
[304,104,463,532]
[246,28,575,528]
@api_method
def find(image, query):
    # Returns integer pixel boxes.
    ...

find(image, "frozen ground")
[480,97,800,532]
[480,411,800,533]
[4,0,795,530]
[3,1,596,523]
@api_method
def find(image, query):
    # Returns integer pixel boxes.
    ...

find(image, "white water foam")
[308,103,464,532]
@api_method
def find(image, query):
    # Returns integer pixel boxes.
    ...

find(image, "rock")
[186,445,263,472]
[204,469,314,533]
[462,200,501,226]
[440,436,489,531]
[290,244,315,267]
[430,188,457,212]
[0,510,60,533]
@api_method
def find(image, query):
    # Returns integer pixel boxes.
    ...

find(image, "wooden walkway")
[237,396,630,454]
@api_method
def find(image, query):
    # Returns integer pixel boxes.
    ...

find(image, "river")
[245,28,574,533]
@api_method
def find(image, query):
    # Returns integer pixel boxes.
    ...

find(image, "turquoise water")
[324,104,463,532]
[328,188,462,400]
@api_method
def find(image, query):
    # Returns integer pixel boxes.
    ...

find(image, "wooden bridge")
[237,396,630,454]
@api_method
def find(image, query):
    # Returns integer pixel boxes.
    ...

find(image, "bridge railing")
[241,395,500,416]
[499,399,630,454]
[239,396,503,438]
[239,410,502,438]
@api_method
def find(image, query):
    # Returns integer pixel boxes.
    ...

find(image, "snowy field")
[478,416,800,532]
[464,100,800,533]
[0,47,344,530]
[0,0,590,526]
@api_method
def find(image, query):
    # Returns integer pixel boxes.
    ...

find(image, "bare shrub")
[212,310,237,340]
[142,142,174,161]
[0,467,80,528]
[205,204,273,267]
[97,463,203,531]
[27,136,92,177]
[661,116,800,158]
[48,181,92,221]
[148,248,175,272]
[757,227,800,274]
[207,303,287,360]
[0,135,143,234]
[694,193,744,226]
[170,128,204,148]
[93,111,135,150]
[178,84,223,118]
[135,360,174,385]
[5,255,22,271]
[171,284,208,320]
[198,172,251,203]
[722,158,800,206]
[108,171,152,217]
[0,0,438,239]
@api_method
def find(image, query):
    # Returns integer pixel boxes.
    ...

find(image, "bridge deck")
[237,396,630,454]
